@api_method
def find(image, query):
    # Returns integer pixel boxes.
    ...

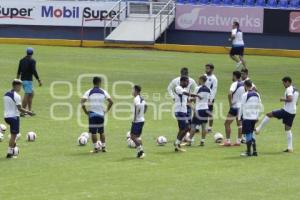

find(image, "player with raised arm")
[187,75,211,146]
[173,76,198,152]
[256,77,299,153]
[222,71,245,146]
[81,77,113,153]
[229,21,247,70]
[130,85,147,159]
[238,80,262,157]
[167,67,197,126]
[4,79,34,159]
[204,63,218,133]
[17,48,42,116]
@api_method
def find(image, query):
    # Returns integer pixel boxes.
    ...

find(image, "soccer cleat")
[254,128,260,135]
[220,141,231,147]
[240,152,252,157]
[102,147,107,153]
[6,154,17,159]
[283,149,293,153]
[252,152,258,156]
[174,143,186,152]
[137,151,145,159]
[199,141,205,146]
[90,148,101,153]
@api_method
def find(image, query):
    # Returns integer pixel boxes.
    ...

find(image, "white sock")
[93,143,98,149]
[236,138,242,144]
[175,139,181,145]
[286,130,293,150]
[201,139,206,143]
[257,116,270,132]
[7,147,13,155]
[137,145,143,152]
[226,139,231,143]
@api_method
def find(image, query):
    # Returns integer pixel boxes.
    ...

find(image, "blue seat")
[176,0,186,4]
[278,0,288,7]
[198,0,209,4]
[267,0,277,7]
[211,0,222,4]
[245,0,255,6]
[289,0,300,8]
[188,0,198,4]
[233,0,244,5]
[223,0,233,5]
[256,0,266,6]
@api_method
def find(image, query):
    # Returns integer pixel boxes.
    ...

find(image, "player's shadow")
[115,157,138,162]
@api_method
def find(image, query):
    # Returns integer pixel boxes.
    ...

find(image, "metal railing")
[153,0,175,41]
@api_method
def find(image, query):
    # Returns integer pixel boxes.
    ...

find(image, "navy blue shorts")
[242,120,257,134]
[131,122,144,136]
[228,107,239,117]
[175,112,189,130]
[88,113,104,134]
[187,105,192,124]
[4,117,20,134]
[230,46,244,56]
[272,109,296,127]
[192,109,209,125]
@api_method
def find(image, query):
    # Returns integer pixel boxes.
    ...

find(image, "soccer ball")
[0,133,4,142]
[126,131,131,140]
[13,146,20,156]
[214,132,224,143]
[26,131,37,142]
[8,133,21,141]
[0,124,7,133]
[80,132,90,140]
[127,138,136,148]
[78,136,88,146]
[157,136,167,146]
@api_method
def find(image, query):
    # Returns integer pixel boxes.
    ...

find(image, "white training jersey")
[283,85,299,114]
[239,90,262,120]
[133,95,146,123]
[242,77,257,90]
[230,81,245,108]
[167,76,197,99]
[3,90,21,118]
[174,86,188,113]
[232,28,244,47]
[195,85,211,110]
[82,87,111,116]
[204,73,218,101]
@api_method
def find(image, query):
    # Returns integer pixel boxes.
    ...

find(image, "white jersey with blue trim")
[195,85,211,110]
[204,73,218,101]
[239,90,262,120]
[133,95,146,123]
[82,87,111,116]
[284,85,299,114]
[174,86,188,113]
[167,76,197,99]
[3,90,21,118]
[232,28,244,47]
[230,80,245,108]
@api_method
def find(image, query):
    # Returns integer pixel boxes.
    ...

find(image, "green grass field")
[0,44,299,200]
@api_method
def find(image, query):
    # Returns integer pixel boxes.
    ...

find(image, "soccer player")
[238,80,262,157]
[173,76,198,152]
[17,47,42,115]
[4,79,34,158]
[229,21,247,69]
[167,67,197,126]
[204,63,218,133]
[241,68,257,91]
[256,77,299,153]
[223,71,245,146]
[130,85,147,159]
[187,75,211,146]
[81,77,113,153]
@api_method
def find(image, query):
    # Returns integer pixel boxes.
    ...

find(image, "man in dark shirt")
[17,48,42,115]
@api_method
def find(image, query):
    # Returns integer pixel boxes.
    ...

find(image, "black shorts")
[131,122,144,137]
[230,46,244,56]
[89,114,104,134]
[175,112,189,130]
[272,109,296,127]
[192,109,209,125]
[228,107,239,117]
[242,120,257,134]
[4,117,20,134]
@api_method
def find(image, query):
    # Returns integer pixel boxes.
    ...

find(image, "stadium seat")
[233,0,244,5]
[211,0,222,4]
[289,0,300,8]
[256,0,266,6]
[223,0,233,5]
[278,0,288,7]
[198,0,209,4]
[267,0,277,7]
[245,0,255,6]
